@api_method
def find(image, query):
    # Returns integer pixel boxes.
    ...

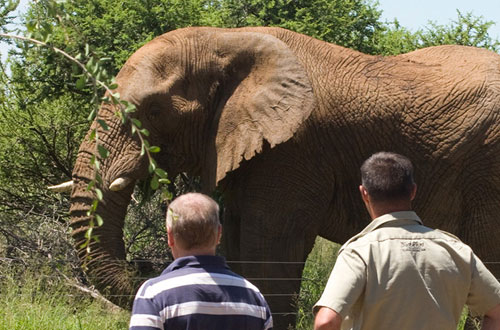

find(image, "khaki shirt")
[314,211,500,330]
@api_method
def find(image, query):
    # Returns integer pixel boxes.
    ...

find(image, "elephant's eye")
[149,105,161,118]
[148,103,162,119]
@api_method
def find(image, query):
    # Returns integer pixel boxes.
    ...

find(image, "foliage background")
[0,0,497,328]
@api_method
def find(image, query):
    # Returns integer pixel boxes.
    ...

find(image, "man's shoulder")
[432,228,462,241]
[341,223,466,254]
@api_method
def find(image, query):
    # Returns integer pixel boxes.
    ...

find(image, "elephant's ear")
[204,31,315,189]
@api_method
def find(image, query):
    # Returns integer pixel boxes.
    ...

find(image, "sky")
[377,0,500,40]
[1,0,499,62]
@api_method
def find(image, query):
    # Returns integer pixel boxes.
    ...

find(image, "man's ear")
[410,184,417,201]
[167,227,175,248]
[359,185,370,204]
[216,225,222,245]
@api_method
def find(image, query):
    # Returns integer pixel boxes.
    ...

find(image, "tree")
[216,0,384,53]
[374,10,500,55]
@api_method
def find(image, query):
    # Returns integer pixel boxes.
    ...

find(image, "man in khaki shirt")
[314,152,500,330]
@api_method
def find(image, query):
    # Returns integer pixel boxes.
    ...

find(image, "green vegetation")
[0,266,130,330]
[295,237,340,329]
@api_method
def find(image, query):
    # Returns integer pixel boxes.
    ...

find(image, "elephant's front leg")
[220,147,333,329]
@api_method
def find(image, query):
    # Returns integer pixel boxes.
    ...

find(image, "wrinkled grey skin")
[70,27,500,329]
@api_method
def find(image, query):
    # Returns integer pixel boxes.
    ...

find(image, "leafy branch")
[0,24,169,261]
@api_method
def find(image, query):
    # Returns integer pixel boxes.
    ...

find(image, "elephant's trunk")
[70,126,142,308]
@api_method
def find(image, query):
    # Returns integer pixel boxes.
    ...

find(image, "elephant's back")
[397,45,500,83]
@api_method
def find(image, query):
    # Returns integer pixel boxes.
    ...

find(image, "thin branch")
[0,33,113,94]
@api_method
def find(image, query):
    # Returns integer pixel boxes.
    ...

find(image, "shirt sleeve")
[263,301,273,330]
[466,253,500,316]
[129,281,164,330]
[313,247,366,318]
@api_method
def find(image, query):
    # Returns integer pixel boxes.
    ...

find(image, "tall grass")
[0,265,130,330]
[295,237,340,329]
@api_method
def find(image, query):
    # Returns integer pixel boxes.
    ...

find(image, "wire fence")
[2,256,500,317]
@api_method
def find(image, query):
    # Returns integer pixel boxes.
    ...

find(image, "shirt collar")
[162,255,229,275]
[364,211,422,233]
[340,211,422,252]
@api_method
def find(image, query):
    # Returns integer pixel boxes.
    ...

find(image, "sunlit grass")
[0,266,130,330]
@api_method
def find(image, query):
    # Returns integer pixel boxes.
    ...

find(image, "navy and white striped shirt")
[129,255,273,330]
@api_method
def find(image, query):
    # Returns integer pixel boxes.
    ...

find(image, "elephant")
[62,27,500,329]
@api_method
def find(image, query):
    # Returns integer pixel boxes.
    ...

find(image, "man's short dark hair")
[360,152,415,202]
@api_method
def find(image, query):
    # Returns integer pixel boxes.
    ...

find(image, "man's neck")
[369,203,412,220]
[173,247,216,259]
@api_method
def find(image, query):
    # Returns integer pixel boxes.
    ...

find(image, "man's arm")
[314,307,342,330]
[483,303,500,330]
[129,281,163,330]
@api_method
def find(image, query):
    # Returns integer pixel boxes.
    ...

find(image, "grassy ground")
[0,266,130,330]
[0,240,476,329]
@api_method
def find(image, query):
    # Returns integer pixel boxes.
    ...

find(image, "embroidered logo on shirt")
[401,241,425,252]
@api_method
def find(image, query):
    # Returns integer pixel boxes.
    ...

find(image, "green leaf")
[86,57,96,73]
[76,75,86,89]
[86,180,95,191]
[140,144,145,156]
[111,93,121,104]
[97,119,109,131]
[95,214,104,227]
[95,172,103,184]
[97,144,109,159]
[159,178,170,184]
[150,175,159,190]
[124,103,136,113]
[148,159,157,173]
[26,21,35,32]
[131,118,142,128]
[85,227,93,239]
[85,43,90,57]
[162,189,173,201]
[140,128,150,137]
[154,168,167,178]
[95,188,103,201]
[87,109,96,121]
[88,128,96,141]
[91,200,99,212]
[149,146,161,153]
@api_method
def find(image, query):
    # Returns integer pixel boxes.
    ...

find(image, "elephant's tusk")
[48,180,74,193]
[109,177,133,191]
